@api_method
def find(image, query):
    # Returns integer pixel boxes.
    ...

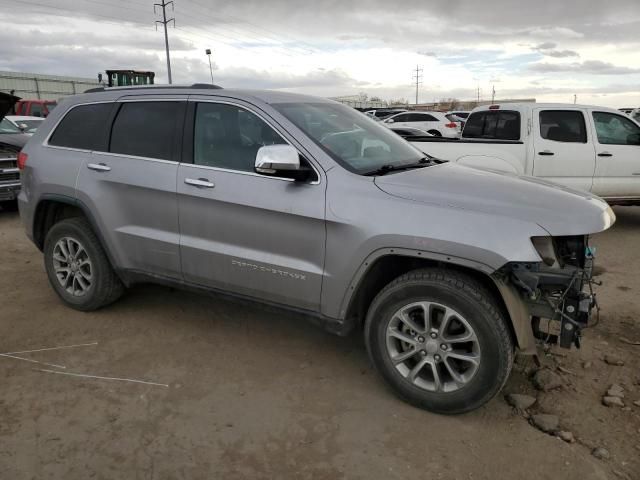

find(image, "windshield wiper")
[363,156,436,176]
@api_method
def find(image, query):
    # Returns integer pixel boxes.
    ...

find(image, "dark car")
[0,92,27,203]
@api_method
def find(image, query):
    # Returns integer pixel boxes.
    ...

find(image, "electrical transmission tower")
[154,0,175,84]
[412,65,423,105]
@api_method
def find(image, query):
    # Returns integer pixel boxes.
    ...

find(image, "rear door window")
[48,103,114,150]
[539,110,587,143]
[463,110,521,140]
[410,113,437,122]
[109,101,183,160]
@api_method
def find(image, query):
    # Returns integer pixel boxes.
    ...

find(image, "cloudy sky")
[1,0,640,106]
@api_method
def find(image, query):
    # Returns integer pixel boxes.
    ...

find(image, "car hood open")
[374,163,615,236]
[0,92,19,120]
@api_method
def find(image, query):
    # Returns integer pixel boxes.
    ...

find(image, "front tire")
[364,268,514,414]
[44,217,124,311]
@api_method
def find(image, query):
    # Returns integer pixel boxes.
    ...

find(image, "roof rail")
[84,83,223,94]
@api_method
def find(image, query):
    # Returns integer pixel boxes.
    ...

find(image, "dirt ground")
[0,205,638,480]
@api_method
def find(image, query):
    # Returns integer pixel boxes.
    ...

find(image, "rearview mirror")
[255,144,300,174]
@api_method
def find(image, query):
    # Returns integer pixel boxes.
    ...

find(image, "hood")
[374,163,615,236]
[0,92,20,120]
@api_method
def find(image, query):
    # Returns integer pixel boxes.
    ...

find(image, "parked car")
[408,103,640,205]
[18,85,613,414]
[383,111,461,138]
[6,115,45,135]
[0,92,25,203]
[445,113,466,130]
[365,108,407,119]
[14,99,57,117]
[619,108,634,116]
[631,108,640,123]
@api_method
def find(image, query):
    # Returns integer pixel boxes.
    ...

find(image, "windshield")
[0,118,21,134]
[272,102,425,174]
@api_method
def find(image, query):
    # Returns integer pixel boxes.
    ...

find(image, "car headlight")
[531,236,558,267]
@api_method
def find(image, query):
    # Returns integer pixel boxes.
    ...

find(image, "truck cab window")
[540,110,587,143]
[463,111,520,140]
[593,112,640,145]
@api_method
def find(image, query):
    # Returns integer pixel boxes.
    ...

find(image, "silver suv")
[18,85,615,413]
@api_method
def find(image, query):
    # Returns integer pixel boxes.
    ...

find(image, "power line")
[412,65,423,105]
[154,0,175,84]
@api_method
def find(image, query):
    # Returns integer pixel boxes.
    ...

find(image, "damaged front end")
[499,235,599,350]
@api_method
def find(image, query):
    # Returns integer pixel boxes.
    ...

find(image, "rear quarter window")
[463,110,521,140]
[48,103,114,150]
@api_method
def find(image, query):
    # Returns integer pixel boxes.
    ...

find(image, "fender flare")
[338,247,495,320]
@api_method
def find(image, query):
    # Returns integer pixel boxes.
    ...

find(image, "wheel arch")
[32,195,122,281]
[342,250,531,352]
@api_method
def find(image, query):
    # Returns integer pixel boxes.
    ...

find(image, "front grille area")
[0,157,20,185]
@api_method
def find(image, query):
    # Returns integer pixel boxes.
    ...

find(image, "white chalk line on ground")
[35,368,170,387]
[0,353,66,369]
[1,341,99,355]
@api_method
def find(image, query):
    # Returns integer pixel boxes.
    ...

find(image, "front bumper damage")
[499,235,598,350]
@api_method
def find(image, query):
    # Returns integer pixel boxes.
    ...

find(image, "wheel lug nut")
[441,344,447,350]
[430,332,437,339]
[420,350,427,356]
[434,354,441,361]
[417,336,425,342]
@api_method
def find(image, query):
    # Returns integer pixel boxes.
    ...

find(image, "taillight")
[17,151,28,170]
[445,122,458,128]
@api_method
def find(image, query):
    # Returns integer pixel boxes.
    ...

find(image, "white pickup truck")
[407,103,640,205]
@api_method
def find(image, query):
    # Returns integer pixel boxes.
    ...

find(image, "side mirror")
[18,123,28,132]
[385,118,395,124]
[255,144,300,174]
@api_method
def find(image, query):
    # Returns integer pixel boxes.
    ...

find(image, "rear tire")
[44,217,124,311]
[364,268,514,414]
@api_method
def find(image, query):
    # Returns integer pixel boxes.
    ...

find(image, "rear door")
[408,113,439,133]
[76,97,185,279]
[177,97,326,310]
[590,110,640,199]
[532,108,596,192]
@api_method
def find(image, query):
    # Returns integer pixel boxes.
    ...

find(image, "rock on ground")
[530,414,559,434]
[603,354,625,366]
[607,384,625,398]
[532,369,564,392]
[602,396,625,408]
[557,431,575,443]
[505,393,536,410]
[592,447,610,460]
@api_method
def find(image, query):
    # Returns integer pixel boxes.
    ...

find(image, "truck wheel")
[364,268,514,414]
[428,130,442,137]
[44,217,124,311]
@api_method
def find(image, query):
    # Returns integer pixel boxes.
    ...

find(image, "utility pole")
[154,0,175,84]
[573,94,577,104]
[491,85,496,103]
[412,65,423,105]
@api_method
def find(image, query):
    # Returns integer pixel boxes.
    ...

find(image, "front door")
[532,108,596,193]
[177,99,326,311]
[590,110,640,200]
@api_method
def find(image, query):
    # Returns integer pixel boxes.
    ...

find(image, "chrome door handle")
[87,163,111,172]
[184,178,215,188]
[597,152,613,157]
